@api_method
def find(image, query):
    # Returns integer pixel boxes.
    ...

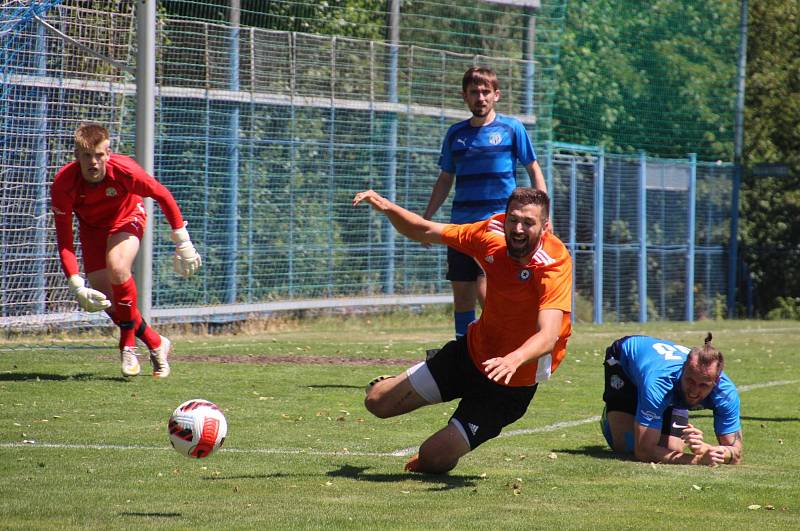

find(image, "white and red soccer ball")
[168,399,227,459]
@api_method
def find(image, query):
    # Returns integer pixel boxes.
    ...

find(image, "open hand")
[353,190,389,211]
[482,356,521,385]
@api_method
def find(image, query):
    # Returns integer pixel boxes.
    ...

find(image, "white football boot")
[120,346,141,377]
[149,336,172,379]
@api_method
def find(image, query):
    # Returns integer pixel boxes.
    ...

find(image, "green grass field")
[1,312,798,529]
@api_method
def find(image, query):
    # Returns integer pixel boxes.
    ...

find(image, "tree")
[740,1,800,317]
[553,0,738,160]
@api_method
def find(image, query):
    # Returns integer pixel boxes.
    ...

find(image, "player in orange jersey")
[51,123,201,378]
[354,187,572,474]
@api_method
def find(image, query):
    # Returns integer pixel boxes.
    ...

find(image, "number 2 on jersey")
[652,342,690,361]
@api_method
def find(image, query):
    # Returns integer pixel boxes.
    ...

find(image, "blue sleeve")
[712,379,741,435]
[635,377,671,430]
[438,127,455,173]
[513,121,536,166]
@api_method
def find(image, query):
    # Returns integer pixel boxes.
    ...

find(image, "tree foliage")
[740,0,800,316]
[553,0,738,160]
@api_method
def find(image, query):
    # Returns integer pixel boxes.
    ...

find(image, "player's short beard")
[506,230,541,260]
[471,104,491,118]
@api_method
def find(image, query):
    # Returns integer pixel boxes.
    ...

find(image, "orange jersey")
[441,214,573,386]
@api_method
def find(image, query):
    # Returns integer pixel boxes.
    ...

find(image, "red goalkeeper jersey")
[441,214,573,386]
[51,153,184,277]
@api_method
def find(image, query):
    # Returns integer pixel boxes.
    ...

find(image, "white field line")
[2,379,795,458]
[737,380,797,392]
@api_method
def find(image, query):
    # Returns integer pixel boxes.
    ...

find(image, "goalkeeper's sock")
[454,310,476,338]
[135,319,161,350]
[112,277,138,349]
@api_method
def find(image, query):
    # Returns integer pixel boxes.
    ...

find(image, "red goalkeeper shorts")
[79,213,147,274]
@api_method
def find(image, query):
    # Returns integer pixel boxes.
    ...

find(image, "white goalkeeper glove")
[171,225,202,278]
[68,275,111,312]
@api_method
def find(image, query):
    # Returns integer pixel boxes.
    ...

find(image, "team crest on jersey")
[488,132,502,145]
[105,187,117,197]
[518,269,531,281]
[485,255,494,264]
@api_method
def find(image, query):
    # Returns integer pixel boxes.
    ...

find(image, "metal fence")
[0,2,734,332]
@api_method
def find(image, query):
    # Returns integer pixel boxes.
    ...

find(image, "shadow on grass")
[552,445,620,460]
[326,464,481,491]
[690,412,800,422]
[119,512,181,518]
[202,472,297,481]
[0,372,128,383]
[200,466,479,491]
[741,416,800,422]
[303,384,364,390]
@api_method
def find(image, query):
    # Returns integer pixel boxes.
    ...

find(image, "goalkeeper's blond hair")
[74,123,110,152]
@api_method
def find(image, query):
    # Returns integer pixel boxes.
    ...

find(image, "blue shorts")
[446,247,484,282]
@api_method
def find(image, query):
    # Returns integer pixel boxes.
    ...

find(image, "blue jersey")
[438,114,536,224]
[617,335,740,435]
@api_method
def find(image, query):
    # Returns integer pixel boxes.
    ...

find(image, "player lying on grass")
[51,123,201,378]
[353,187,572,474]
[601,333,743,465]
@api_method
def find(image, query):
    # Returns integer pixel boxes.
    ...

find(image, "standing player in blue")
[601,333,743,466]
[423,67,546,338]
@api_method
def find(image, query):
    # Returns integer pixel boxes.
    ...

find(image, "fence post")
[524,7,536,117]
[247,27,255,302]
[593,148,605,324]
[546,141,554,215]
[385,0,400,295]
[202,24,211,304]
[638,151,647,323]
[686,153,697,321]
[729,0,748,318]
[34,19,48,314]
[289,32,296,297]
[225,0,241,305]
[569,156,577,323]
[134,0,156,322]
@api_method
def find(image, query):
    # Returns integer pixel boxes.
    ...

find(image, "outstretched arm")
[353,190,447,245]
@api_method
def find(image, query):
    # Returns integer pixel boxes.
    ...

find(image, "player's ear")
[494,89,501,101]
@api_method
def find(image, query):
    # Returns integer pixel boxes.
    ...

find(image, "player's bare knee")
[418,450,458,474]
[364,392,394,419]
[107,265,132,285]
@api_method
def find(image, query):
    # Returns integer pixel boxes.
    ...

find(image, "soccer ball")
[168,399,227,459]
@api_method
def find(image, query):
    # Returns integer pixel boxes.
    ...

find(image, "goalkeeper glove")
[68,275,112,312]
[171,225,202,278]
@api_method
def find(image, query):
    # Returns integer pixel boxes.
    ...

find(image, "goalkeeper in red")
[51,123,202,378]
